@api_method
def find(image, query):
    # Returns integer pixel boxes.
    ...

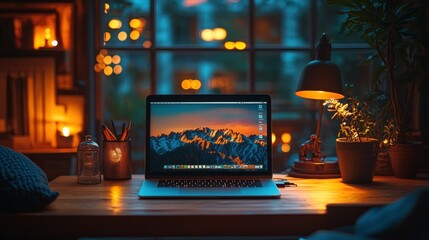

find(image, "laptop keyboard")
[157,179,263,188]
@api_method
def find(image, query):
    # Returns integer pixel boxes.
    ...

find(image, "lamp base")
[289,157,341,178]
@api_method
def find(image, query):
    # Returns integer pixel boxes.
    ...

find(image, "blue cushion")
[0,146,58,212]
[356,186,429,239]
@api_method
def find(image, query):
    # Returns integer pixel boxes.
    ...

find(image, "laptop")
[138,94,281,198]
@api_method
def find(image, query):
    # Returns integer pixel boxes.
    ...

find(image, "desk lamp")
[290,33,344,178]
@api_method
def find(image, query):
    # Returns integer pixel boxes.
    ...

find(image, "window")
[97,0,373,173]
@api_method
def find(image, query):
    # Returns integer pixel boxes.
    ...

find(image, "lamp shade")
[295,33,344,100]
[295,60,344,100]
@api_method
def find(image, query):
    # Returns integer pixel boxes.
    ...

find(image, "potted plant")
[324,96,379,184]
[327,0,429,178]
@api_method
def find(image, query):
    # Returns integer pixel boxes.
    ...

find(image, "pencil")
[111,120,118,140]
[102,124,117,141]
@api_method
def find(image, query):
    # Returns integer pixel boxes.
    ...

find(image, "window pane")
[102,0,151,48]
[100,50,150,172]
[156,51,249,94]
[255,51,309,104]
[317,1,364,43]
[255,51,313,171]
[255,0,310,47]
[332,50,375,93]
[156,0,249,47]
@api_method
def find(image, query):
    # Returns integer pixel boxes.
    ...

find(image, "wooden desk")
[1,175,428,239]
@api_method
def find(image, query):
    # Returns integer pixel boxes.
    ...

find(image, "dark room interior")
[0,0,429,239]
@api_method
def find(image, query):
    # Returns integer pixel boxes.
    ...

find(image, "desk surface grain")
[1,175,428,238]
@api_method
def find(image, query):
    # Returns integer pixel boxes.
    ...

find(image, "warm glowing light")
[191,80,202,90]
[201,29,214,41]
[181,79,191,90]
[182,79,202,90]
[143,40,152,48]
[109,186,122,213]
[281,143,291,153]
[96,53,104,63]
[235,41,246,50]
[100,49,108,55]
[104,66,113,76]
[112,55,121,64]
[272,133,276,144]
[94,64,102,72]
[295,90,344,100]
[104,3,110,14]
[62,127,70,137]
[109,19,122,29]
[213,28,227,40]
[130,30,140,40]
[109,147,123,162]
[114,65,122,74]
[129,18,142,29]
[383,139,389,144]
[118,31,127,41]
[51,40,58,47]
[104,32,111,42]
[224,41,235,50]
[281,133,292,143]
[45,28,51,39]
[103,55,112,65]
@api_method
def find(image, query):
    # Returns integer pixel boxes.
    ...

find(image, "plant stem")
[386,30,404,143]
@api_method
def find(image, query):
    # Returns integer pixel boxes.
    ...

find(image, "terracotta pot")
[374,152,393,176]
[336,138,379,184]
[389,142,422,179]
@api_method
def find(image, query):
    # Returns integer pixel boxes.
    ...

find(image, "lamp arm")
[316,100,323,140]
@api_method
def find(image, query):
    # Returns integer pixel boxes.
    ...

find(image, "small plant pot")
[374,152,393,176]
[336,138,379,184]
[389,142,422,179]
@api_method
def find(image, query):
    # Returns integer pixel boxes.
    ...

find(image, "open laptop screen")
[145,95,272,177]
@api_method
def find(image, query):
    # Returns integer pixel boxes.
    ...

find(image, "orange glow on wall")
[272,133,276,144]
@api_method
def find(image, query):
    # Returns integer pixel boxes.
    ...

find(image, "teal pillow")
[0,146,59,212]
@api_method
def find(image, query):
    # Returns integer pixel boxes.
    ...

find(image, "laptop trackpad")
[179,188,241,197]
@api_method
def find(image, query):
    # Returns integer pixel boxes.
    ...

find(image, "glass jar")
[77,135,101,184]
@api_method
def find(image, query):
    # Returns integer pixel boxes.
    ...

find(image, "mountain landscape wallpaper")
[149,104,268,170]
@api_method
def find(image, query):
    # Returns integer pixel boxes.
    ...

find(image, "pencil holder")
[102,140,132,180]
